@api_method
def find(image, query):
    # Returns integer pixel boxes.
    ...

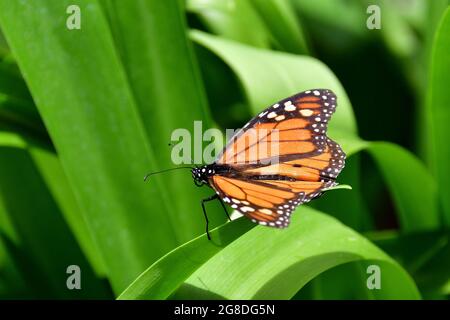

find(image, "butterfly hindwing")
[210,176,298,227]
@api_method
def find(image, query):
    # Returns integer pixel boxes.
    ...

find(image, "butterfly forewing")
[210,89,346,227]
[216,89,337,165]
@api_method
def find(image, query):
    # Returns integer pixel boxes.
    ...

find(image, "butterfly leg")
[201,194,218,240]
[217,196,231,221]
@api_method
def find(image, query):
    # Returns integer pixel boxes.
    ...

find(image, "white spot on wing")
[267,112,277,119]
[259,209,273,215]
[300,109,313,117]
[284,105,296,111]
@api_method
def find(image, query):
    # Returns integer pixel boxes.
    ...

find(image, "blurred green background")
[0,0,449,299]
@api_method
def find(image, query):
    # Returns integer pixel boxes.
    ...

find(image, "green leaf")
[291,0,368,39]
[0,54,32,102]
[101,0,223,244]
[0,134,111,298]
[294,262,361,299]
[312,155,373,231]
[0,131,106,276]
[367,142,439,232]
[174,207,420,299]
[29,145,107,276]
[375,0,419,59]
[368,0,422,95]
[414,235,450,295]
[118,218,255,300]
[190,30,358,136]
[418,0,449,163]
[323,184,352,191]
[249,0,309,54]
[189,0,309,54]
[317,138,439,233]
[0,131,26,148]
[0,55,47,140]
[427,7,450,226]
[0,0,191,293]
[370,229,450,296]
[187,0,272,48]
[0,165,29,298]
[119,208,419,300]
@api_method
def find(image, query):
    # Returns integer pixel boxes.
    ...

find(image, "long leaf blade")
[0,0,181,293]
[428,7,450,226]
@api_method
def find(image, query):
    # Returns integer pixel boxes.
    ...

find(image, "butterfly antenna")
[144,166,193,182]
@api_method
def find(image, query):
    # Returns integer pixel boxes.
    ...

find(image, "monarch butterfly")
[191,89,346,239]
[145,89,345,240]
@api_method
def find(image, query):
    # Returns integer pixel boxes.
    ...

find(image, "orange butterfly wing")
[210,89,345,227]
[216,89,339,166]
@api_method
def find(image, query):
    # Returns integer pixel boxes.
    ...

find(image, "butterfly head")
[192,165,215,187]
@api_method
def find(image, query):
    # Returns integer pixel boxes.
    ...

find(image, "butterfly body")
[191,164,228,186]
[193,89,346,236]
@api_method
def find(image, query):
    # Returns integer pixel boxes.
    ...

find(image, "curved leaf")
[119,207,420,300]
[118,218,254,300]
[187,0,272,48]
[249,0,309,54]
[367,142,439,232]
[190,30,357,136]
[175,207,419,299]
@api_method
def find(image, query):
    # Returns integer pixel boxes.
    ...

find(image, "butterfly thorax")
[191,164,232,186]
[191,164,217,186]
